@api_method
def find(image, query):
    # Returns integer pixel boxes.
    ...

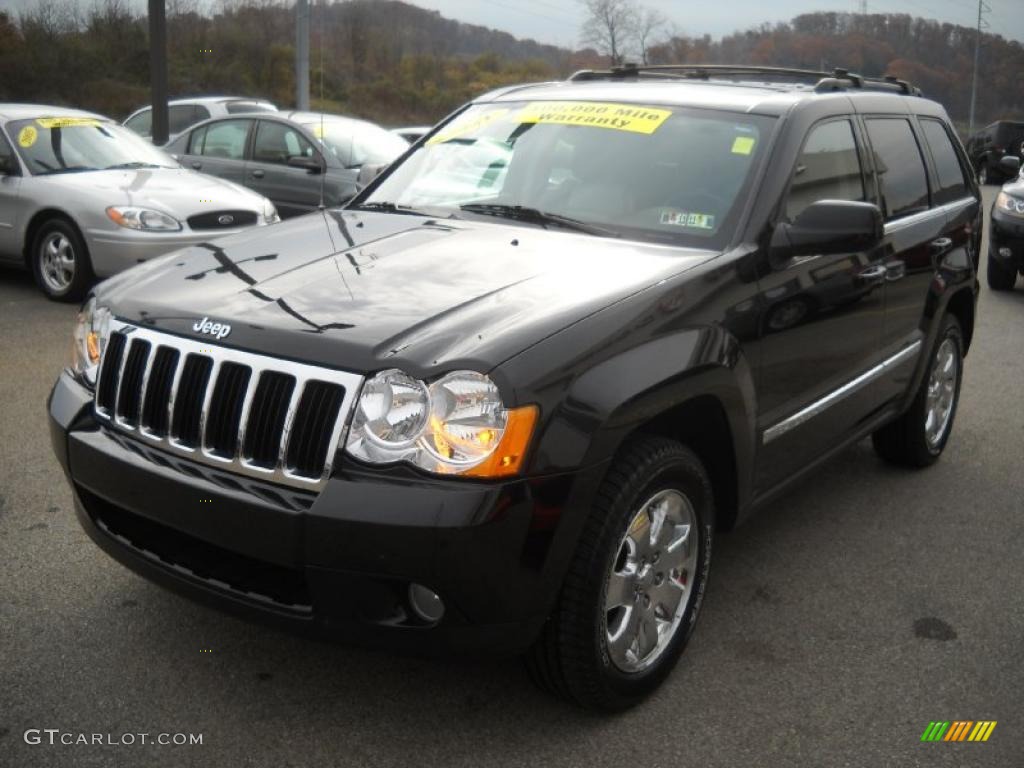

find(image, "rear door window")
[168,105,198,135]
[920,119,970,205]
[785,119,865,221]
[124,109,152,136]
[865,118,930,220]
[197,119,252,161]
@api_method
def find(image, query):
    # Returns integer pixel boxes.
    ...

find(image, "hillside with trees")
[0,1,1021,133]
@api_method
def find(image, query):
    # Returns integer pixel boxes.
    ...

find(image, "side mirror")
[356,162,388,187]
[999,155,1020,176]
[288,155,322,174]
[0,154,19,176]
[772,200,883,261]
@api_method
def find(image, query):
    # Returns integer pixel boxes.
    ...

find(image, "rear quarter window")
[865,118,930,221]
[920,119,970,205]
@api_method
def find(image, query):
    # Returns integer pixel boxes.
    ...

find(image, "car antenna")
[317,0,326,210]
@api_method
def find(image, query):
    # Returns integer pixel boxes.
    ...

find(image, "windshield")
[304,119,409,168]
[362,100,774,247]
[8,117,178,175]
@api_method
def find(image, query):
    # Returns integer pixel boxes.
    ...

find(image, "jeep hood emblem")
[193,316,231,340]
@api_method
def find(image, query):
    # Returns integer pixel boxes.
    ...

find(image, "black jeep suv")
[49,65,981,711]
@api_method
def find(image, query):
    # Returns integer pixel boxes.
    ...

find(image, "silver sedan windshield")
[8,117,178,175]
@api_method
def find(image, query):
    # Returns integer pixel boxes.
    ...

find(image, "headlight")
[70,297,111,387]
[106,206,182,231]
[995,191,1024,217]
[262,198,280,224]
[346,369,537,478]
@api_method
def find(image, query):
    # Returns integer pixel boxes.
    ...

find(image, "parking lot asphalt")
[1,187,1022,768]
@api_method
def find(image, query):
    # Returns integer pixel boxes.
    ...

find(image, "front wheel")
[872,314,963,467]
[30,218,93,302]
[526,437,714,711]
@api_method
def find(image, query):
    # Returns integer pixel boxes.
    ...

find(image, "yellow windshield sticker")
[427,109,511,145]
[731,136,756,155]
[36,117,102,129]
[17,125,38,148]
[517,101,671,134]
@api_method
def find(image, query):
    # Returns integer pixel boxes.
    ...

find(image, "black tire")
[526,437,715,711]
[30,217,94,302]
[872,314,963,468]
[987,248,1017,291]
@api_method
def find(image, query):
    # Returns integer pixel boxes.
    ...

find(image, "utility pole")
[295,0,310,111]
[148,0,169,145]
[858,0,867,15]
[968,0,990,136]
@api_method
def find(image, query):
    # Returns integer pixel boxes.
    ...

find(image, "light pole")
[296,0,310,111]
[148,0,168,145]
[967,0,989,136]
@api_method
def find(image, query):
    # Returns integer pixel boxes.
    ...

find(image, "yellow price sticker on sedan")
[731,136,756,155]
[517,101,672,134]
[18,126,38,148]
[36,117,102,129]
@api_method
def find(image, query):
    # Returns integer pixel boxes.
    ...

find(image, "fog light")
[999,247,1013,258]
[408,583,445,623]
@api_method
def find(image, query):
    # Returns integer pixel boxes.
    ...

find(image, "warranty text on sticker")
[36,117,102,129]
[518,101,672,134]
[18,126,37,148]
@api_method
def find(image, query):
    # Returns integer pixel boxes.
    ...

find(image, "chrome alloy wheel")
[924,337,958,450]
[39,231,76,294]
[604,488,699,673]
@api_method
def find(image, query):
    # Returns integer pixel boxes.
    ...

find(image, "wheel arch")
[22,207,85,268]
[944,286,975,355]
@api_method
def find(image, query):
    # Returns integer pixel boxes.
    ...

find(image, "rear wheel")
[30,218,93,302]
[872,314,963,467]
[526,437,714,711]
[987,248,1018,291]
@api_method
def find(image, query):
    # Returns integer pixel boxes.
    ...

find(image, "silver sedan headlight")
[70,297,111,387]
[345,369,537,478]
[106,206,182,231]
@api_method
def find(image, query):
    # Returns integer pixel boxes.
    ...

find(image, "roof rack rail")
[569,63,922,97]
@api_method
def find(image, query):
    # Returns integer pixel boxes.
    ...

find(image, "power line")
[968,0,990,135]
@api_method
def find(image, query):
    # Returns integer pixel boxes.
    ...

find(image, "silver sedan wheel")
[39,231,76,294]
[924,337,958,450]
[604,488,699,673]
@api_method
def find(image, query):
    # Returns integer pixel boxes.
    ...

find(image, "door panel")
[247,120,323,217]
[178,119,252,185]
[0,134,22,259]
[753,117,888,489]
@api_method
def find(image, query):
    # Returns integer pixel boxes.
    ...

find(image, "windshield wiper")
[103,162,163,170]
[458,203,619,237]
[353,201,432,216]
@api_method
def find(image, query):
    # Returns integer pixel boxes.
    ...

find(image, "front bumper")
[84,226,255,277]
[989,210,1024,271]
[49,371,603,656]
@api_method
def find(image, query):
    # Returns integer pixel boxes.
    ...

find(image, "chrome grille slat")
[93,320,363,491]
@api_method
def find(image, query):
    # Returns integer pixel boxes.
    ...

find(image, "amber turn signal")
[464,404,539,478]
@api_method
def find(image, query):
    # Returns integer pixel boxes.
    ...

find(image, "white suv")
[123,97,277,144]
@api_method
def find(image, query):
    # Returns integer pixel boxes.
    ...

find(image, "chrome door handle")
[252,169,265,179]
[930,237,953,251]
[191,161,202,170]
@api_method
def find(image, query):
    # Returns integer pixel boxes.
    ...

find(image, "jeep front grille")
[94,320,363,491]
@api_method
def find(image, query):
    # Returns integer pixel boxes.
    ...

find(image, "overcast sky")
[408,0,1024,48]
[0,0,1020,46]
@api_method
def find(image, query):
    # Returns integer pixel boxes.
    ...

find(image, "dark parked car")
[164,111,409,218]
[965,120,1024,185]
[988,154,1024,290]
[49,65,981,711]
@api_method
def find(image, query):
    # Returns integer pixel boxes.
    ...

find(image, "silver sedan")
[0,104,279,300]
